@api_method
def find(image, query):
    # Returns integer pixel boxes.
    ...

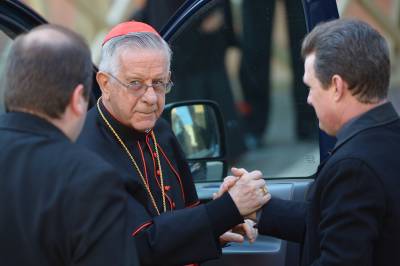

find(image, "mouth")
[139,111,155,115]
[137,109,156,114]
[136,111,157,119]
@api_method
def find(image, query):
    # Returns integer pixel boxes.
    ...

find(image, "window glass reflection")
[0,32,12,114]
[171,105,220,160]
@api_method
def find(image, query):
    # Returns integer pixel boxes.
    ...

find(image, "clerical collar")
[97,99,151,142]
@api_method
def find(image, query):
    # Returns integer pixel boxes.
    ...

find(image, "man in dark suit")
[0,24,142,266]
[259,19,400,265]
[223,19,400,265]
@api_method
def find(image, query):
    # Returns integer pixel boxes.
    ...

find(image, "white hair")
[98,32,172,75]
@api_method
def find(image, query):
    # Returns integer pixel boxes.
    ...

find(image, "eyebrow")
[125,73,168,80]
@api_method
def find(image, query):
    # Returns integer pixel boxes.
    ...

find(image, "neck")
[10,107,75,141]
[50,116,76,141]
[338,98,387,132]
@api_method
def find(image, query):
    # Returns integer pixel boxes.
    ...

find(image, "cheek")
[114,93,139,118]
[314,101,334,126]
[157,97,165,116]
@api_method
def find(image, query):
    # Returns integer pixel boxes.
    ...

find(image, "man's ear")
[97,71,111,100]
[331,74,346,102]
[70,84,88,117]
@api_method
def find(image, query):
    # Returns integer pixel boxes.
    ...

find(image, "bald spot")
[21,27,74,50]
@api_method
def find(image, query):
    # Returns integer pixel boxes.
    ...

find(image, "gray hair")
[98,32,172,75]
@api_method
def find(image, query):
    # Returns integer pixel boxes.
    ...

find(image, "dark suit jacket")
[258,102,400,266]
[0,112,139,266]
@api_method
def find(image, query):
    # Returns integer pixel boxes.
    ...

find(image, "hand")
[219,219,258,245]
[219,231,244,245]
[233,219,258,243]
[213,167,250,199]
[213,174,239,200]
[228,168,270,216]
[231,168,271,221]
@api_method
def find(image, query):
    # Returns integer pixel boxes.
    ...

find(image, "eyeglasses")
[106,72,173,96]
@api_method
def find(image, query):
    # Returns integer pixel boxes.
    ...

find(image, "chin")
[132,120,157,132]
[319,126,335,136]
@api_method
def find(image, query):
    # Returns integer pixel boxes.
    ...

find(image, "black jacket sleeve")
[257,197,307,243]
[133,192,243,265]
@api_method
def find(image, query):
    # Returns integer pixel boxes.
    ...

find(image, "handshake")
[214,167,271,245]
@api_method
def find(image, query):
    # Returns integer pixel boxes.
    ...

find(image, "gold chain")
[96,97,166,215]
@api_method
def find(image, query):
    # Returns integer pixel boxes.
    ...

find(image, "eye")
[153,80,164,85]
[129,80,142,86]
[128,80,143,90]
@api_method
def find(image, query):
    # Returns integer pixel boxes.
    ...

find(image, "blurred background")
[1,0,400,179]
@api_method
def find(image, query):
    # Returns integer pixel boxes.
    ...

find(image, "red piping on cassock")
[131,221,153,236]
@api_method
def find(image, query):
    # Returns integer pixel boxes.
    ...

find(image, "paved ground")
[232,83,319,178]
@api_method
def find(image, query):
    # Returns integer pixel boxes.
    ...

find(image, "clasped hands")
[216,167,271,245]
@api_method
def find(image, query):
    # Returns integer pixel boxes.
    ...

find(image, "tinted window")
[169,0,319,180]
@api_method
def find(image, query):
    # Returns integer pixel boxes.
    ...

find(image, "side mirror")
[163,100,227,182]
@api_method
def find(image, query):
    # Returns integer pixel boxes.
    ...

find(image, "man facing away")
[0,25,141,266]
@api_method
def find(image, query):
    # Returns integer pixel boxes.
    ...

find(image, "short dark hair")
[4,24,93,118]
[302,19,390,103]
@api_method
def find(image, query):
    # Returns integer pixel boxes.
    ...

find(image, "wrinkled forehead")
[115,47,170,77]
[117,44,170,65]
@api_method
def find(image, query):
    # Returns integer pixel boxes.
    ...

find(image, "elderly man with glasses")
[78,21,270,266]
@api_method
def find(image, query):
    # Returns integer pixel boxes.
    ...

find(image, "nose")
[142,86,158,104]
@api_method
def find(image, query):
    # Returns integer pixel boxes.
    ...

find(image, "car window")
[168,0,319,181]
[0,31,12,114]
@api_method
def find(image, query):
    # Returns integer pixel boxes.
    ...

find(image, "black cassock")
[0,112,139,266]
[78,102,243,266]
